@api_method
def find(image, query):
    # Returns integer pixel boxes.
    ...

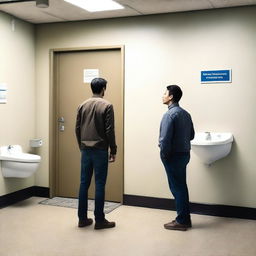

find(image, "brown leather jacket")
[75,96,117,154]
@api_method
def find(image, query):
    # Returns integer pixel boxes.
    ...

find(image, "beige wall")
[0,12,36,196]
[35,6,256,208]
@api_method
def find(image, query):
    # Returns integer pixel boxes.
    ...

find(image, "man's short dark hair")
[91,78,107,94]
[166,85,183,103]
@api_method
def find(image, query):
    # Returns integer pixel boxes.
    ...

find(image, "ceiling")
[0,0,256,24]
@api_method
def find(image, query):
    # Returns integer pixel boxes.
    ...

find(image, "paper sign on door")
[83,69,99,83]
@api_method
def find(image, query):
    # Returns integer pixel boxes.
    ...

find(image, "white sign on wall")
[0,83,7,104]
[83,69,99,83]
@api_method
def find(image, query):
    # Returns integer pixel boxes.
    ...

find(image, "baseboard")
[123,194,256,220]
[0,186,50,209]
[2,190,256,220]
[34,186,50,198]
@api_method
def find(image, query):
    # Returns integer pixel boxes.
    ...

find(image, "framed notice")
[0,83,7,104]
[201,69,232,84]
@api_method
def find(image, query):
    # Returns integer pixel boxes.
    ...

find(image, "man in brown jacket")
[75,77,117,230]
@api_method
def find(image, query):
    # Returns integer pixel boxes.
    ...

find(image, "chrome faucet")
[205,132,211,140]
[7,145,13,150]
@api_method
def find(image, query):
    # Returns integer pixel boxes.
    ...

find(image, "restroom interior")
[0,2,256,252]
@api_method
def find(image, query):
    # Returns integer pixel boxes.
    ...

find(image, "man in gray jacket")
[159,85,194,231]
[75,77,117,230]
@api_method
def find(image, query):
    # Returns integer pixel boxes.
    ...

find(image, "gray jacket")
[75,96,117,154]
[159,103,194,158]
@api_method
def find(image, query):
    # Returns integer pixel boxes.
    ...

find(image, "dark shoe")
[164,220,191,231]
[173,219,192,228]
[94,219,116,230]
[78,218,93,228]
[187,222,192,228]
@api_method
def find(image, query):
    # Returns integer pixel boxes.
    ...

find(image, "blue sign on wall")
[201,69,232,83]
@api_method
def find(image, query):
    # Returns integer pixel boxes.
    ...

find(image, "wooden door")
[54,48,123,202]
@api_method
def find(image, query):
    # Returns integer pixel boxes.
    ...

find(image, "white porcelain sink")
[0,145,41,178]
[191,132,233,164]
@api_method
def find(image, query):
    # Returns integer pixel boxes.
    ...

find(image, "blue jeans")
[78,148,108,222]
[161,153,191,225]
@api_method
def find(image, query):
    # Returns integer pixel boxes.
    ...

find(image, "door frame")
[49,45,125,200]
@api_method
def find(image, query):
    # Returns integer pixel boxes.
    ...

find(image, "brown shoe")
[78,218,93,228]
[94,219,116,230]
[164,220,191,231]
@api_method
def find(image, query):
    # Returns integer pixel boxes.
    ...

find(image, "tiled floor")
[1,197,256,256]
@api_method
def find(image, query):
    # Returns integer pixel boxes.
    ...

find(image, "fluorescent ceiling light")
[64,0,124,12]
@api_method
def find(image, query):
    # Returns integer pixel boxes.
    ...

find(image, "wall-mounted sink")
[191,132,233,165]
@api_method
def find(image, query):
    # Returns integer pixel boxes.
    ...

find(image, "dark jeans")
[78,148,108,222]
[161,153,191,225]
